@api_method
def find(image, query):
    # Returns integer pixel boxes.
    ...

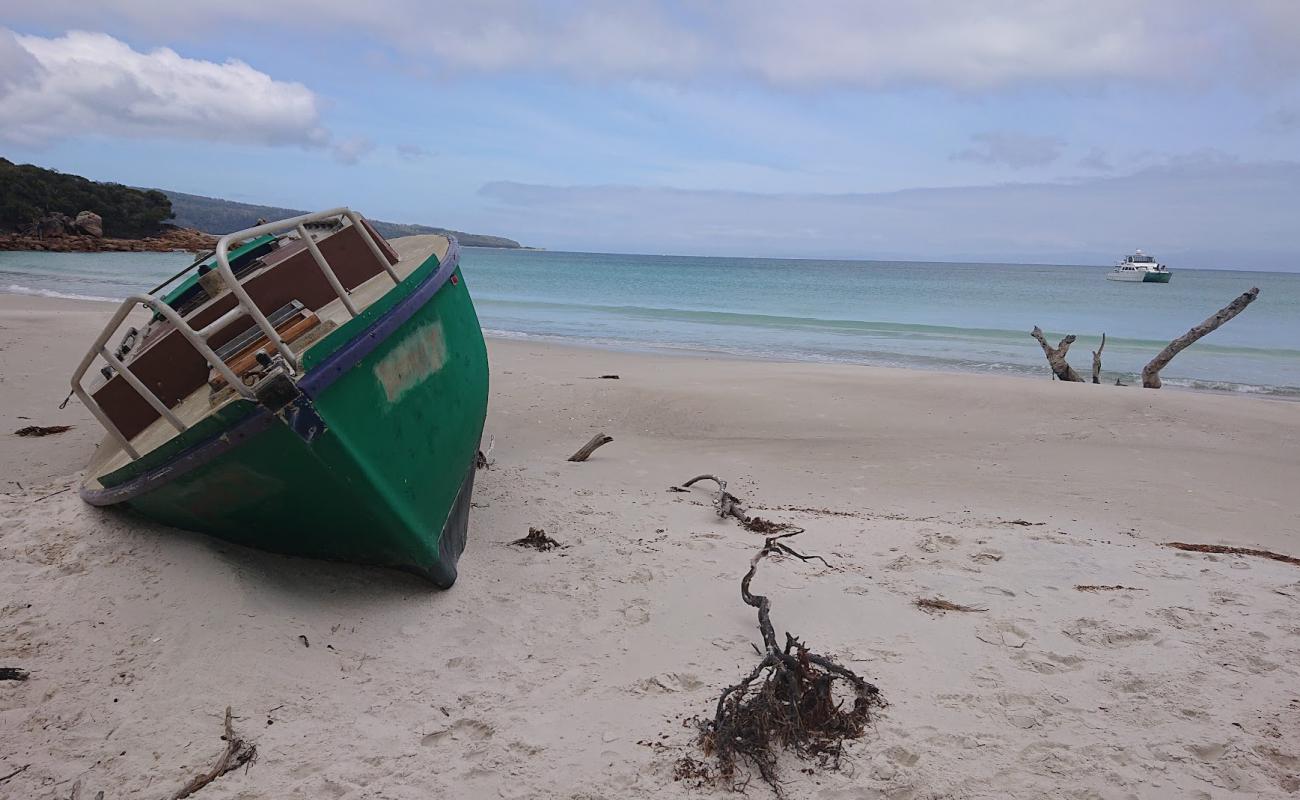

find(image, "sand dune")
[2,295,1298,798]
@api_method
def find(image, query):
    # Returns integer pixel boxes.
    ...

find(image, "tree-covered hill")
[0,158,173,238]
[165,191,522,248]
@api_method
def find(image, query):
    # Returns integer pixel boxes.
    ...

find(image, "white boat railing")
[70,207,399,461]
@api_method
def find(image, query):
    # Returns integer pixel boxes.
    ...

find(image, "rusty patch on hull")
[374,320,447,404]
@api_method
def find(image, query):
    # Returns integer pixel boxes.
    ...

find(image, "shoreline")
[3,289,1294,403]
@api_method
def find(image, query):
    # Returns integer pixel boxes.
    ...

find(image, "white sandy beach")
[2,292,1299,798]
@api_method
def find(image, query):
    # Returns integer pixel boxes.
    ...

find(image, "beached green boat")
[71,209,488,587]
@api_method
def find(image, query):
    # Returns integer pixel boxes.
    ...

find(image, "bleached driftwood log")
[1141,288,1259,389]
[567,433,613,462]
[1030,326,1084,382]
[1091,333,1106,384]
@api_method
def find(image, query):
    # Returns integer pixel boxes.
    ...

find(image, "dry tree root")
[168,706,256,799]
[511,527,562,551]
[696,525,883,797]
[1164,542,1299,568]
[13,425,72,437]
[914,597,987,614]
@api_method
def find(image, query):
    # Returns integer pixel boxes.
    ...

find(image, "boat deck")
[83,234,449,488]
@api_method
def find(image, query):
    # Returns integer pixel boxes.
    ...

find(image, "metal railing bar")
[197,305,247,340]
[139,296,252,401]
[298,224,358,317]
[211,207,355,371]
[345,210,402,286]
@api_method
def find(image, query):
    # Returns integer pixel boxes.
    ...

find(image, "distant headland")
[0,157,523,252]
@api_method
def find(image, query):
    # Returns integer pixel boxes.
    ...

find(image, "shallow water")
[4,247,1297,396]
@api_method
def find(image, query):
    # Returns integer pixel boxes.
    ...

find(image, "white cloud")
[477,160,1300,269]
[331,136,375,165]
[953,132,1065,169]
[0,29,327,148]
[7,1,1300,90]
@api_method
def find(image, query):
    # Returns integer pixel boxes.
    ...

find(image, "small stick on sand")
[168,706,256,800]
[0,667,30,681]
[567,433,613,462]
[1164,542,1299,567]
[1075,585,1143,592]
[0,764,30,784]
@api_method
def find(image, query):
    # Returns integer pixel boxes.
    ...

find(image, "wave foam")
[3,283,119,303]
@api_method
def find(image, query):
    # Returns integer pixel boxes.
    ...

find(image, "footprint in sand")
[619,602,650,626]
[974,620,1032,649]
[1014,650,1085,675]
[421,718,496,747]
[633,672,705,694]
[916,530,960,553]
[1063,618,1158,648]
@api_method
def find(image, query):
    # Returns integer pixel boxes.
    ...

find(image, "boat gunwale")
[80,237,463,507]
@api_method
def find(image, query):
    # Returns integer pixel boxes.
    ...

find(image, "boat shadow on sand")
[89,503,449,606]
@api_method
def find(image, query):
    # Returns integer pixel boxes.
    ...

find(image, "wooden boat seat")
[206,303,322,392]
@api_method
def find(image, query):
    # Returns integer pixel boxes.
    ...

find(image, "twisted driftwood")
[1091,332,1106,384]
[1141,288,1259,388]
[168,707,256,799]
[1030,326,1084,382]
[681,475,802,534]
[683,475,882,796]
[567,433,613,462]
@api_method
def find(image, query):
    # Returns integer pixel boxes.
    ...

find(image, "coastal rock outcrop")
[34,212,74,238]
[74,211,104,238]
[0,226,218,254]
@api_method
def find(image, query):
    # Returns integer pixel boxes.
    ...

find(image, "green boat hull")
[85,245,489,587]
[1142,271,1172,283]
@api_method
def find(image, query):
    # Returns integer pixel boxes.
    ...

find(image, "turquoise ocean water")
[3,247,1298,397]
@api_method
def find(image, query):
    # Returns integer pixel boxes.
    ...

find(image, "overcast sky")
[3,2,1299,268]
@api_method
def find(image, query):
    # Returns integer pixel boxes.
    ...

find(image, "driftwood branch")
[1030,326,1084,382]
[1091,333,1106,384]
[1141,288,1259,388]
[1164,541,1299,567]
[168,707,256,800]
[567,433,613,462]
[680,475,803,535]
